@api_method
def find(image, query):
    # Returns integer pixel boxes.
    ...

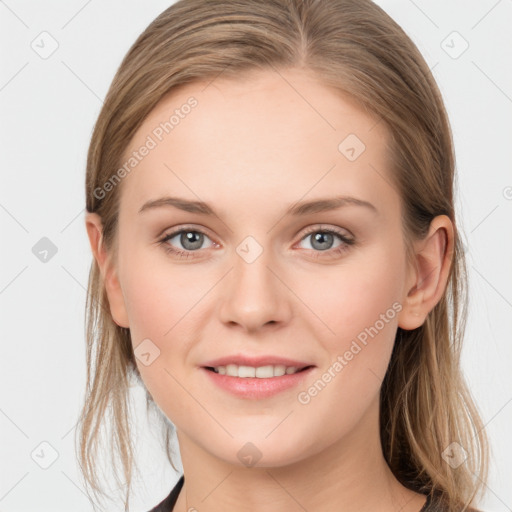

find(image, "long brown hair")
[78,1,489,510]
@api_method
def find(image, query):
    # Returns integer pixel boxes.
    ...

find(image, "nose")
[218,242,292,333]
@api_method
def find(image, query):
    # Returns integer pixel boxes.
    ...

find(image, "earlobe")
[85,212,130,328]
[397,215,454,331]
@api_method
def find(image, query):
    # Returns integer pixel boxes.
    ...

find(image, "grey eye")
[164,230,213,251]
[299,231,345,251]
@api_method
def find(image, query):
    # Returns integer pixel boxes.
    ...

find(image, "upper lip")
[202,354,314,370]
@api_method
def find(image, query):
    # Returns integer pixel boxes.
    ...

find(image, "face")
[96,68,419,468]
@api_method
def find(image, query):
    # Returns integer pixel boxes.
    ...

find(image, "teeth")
[213,364,300,378]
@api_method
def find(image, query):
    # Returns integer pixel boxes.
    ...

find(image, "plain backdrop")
[0,1,511,511]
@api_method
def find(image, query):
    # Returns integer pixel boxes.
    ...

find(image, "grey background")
[0,1,511,510]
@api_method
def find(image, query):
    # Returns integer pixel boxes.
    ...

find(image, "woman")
[77,1,489,511]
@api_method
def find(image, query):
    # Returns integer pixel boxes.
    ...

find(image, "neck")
[173,396,426,512]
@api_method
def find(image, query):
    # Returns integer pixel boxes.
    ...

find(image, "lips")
[201,363,316,399]
[201,354,314,370]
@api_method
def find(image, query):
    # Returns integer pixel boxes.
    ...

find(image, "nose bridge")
[218,234,290,330]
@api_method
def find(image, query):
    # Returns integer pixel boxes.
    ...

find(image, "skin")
[86,67,454,512]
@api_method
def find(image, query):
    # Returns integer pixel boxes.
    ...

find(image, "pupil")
[312,232,333,251]
[181,231,203,250]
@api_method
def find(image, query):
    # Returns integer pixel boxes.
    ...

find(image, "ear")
[397,215,455,330]
[85,212,130,328]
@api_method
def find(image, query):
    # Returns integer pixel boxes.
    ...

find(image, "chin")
[203,431,315,470]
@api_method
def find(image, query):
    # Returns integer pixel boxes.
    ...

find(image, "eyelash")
[158,225,355,260]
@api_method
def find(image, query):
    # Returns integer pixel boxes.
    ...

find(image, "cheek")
[117,246,215,391]
[299,243,405,342]
[292,244,405,415]
[118,255,206,424]
[119,243,207,340]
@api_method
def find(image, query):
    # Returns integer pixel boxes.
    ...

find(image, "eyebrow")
[138,195,378,216]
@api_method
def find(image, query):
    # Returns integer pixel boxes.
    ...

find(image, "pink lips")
[200,354,315,400]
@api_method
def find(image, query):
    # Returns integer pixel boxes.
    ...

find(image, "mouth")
[201,364,316,400]
[203,364,314,378]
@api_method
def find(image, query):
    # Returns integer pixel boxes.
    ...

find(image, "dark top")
[146,475,481,512]
[148,475,184,512]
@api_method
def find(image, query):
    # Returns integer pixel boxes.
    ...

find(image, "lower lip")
[201,367,315,399]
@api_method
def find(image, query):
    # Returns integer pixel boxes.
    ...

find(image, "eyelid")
[297,224,353,240]
[160,224,218,241]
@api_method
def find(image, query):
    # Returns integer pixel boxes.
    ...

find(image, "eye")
[158,225,355,260]
[159,227,216,259]
[296,226,355,259]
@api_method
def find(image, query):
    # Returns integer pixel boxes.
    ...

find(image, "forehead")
[118,68,396,220]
